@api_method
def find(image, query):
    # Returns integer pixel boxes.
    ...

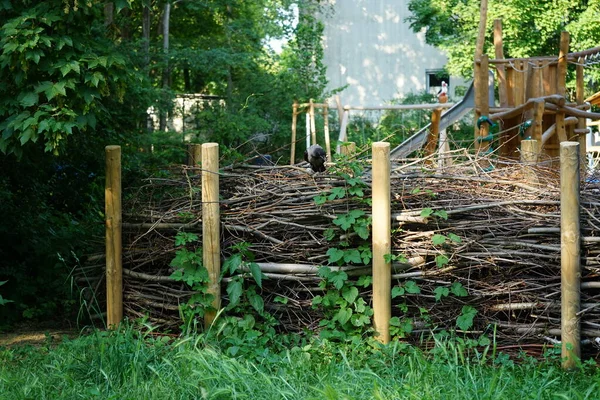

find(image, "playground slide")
[389,71,494,159]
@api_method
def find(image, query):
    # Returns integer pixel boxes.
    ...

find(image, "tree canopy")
[407,0,600,85]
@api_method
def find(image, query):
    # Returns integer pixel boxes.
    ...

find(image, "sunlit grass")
[1,324,598,399]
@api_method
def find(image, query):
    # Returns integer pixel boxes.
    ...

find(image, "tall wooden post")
[556,32,569,143]
[105,145,123,329]
[475,55,491,162]
[576,58,586,162]
[493,19,508,108]
[560,141,581,370]
[291,101,298,164]
[188,144,202,167]
[309,98,317,146]
[323,104,332,162]
[202,143,221,329]
[372,142,391,344]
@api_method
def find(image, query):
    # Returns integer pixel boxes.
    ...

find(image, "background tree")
[406,0,600,93]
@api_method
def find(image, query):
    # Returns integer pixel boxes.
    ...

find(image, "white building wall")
[321,1,464,106]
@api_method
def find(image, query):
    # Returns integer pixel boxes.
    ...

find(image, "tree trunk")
[159,2,171,132]
[142,5,150,67]
[104,2,114,26]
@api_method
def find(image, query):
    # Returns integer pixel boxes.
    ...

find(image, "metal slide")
[389,72,494,159]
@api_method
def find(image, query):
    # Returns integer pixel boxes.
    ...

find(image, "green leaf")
[456,306,477,331]
[248,292,264,314]
[328,187,346,200]
[420,208,433,218]
[326,248,344,264]
[274,296,288,304]
[175,232,198,246]
[433,286,450,301]
[450,281,468,297]
[19,128,35,145]
[411,188,421,194]
[433,210,448,220]
[248,262,263,288]
[435,254,449,268]
[342,286,358,304]
[348,186,364,197]
[391,286,405,299]
[44,81,66,101]
[343,248,361,264]
[227,279,243,308]
[329,271,348,290]
[353,222,370,240]
[314,194,327,205]
[448,233,462,243]
[19,92,38,107]
[432,234,447,246]
[356,275,372,287]
[404,280,421,294]
[384,254,393,264]
[335,307,352,325]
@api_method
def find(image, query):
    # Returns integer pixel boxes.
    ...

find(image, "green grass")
[0,325,598,400]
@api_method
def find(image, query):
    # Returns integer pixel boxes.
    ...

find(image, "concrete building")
[320,1,467,106]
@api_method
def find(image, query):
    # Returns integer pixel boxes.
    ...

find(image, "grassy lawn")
[1,325,599,400]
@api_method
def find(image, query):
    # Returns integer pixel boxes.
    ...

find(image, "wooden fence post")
[323,104,332,162]
[424,108,442,156]
[560,141,581,370]
[202,143,221,329]
[520,139,540,185]
[188,144,202,167]
[291,101,298,164]
[105,145,123,329]
[372,142,391,344]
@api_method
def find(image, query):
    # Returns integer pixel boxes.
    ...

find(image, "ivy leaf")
[404,280,421,294]
[451,281,468,297]
[175,232,198,246]
[353,221,370,240]
[391,286,405,299]
[326,248,344,264]
[432,234,447,246]
[433,286,449,301]
[323,228,335,241]
[456,306,477,331]
[348,186,364,197]
[248,262,263,288]
[351,313,370,327]
[227,279,243,308]
[342,286,358,304]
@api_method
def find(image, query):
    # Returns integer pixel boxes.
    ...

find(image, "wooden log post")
[494,19,508,108]
[188,144,202,167]
[576,58,586,163]
[309,98,317,146]
[105,145,123,329]
[520,139,540,185]
[337,110,350,153]
[202,143,221,329]
[424,108,442,157]
[323,103,332,162]
[560,141,581,370]
[556,32,570,143]
[372,142,391,344]
[475,54,491,167]
[291,101,298,164]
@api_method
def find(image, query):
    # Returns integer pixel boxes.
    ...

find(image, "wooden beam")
[291,101,298,164]
[556,31,570,143]
[494,19,508,107]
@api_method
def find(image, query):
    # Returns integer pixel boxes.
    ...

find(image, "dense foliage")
[407,0,600,88]
[0,0,329,328]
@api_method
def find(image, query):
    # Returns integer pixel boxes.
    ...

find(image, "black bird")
[304,144,327,172]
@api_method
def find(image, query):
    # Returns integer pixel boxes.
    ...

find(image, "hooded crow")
[304,144,327,172]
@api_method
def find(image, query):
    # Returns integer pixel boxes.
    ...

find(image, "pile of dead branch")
[82,154,600,351]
